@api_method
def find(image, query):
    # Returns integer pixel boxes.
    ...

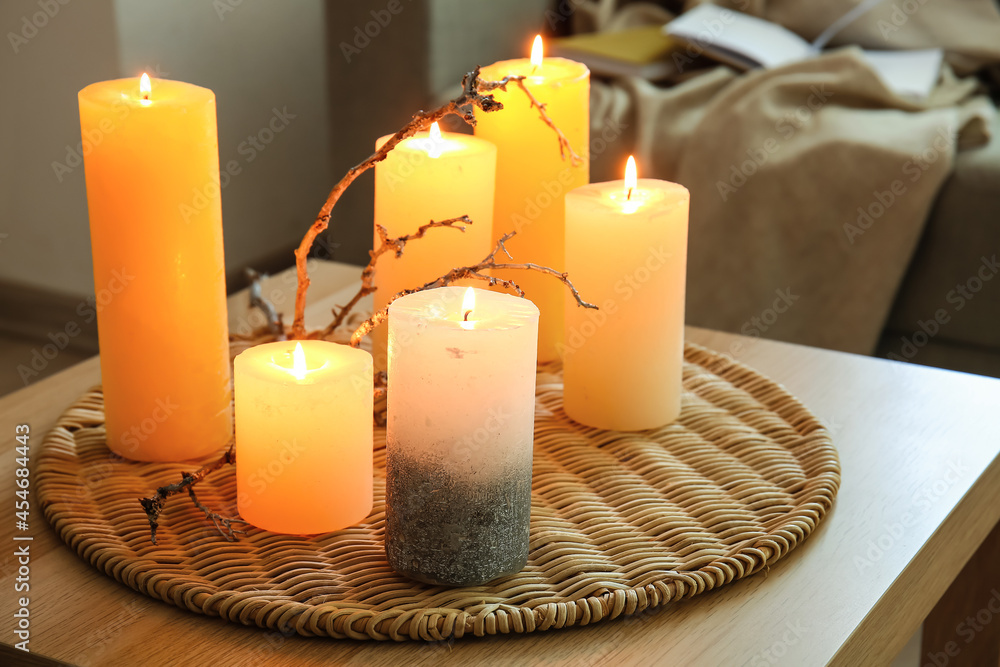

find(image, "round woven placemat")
[36,342,839,641]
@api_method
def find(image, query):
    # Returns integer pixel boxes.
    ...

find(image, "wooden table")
[2,261,999,666]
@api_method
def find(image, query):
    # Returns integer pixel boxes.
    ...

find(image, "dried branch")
[246,268,284,336]
[373,370,388,427]
[290,67,581,339]
[350,231,598,347]
[507,78,583,166]
[187,486,249,542]
[324,216,471,335]
[138,442,238,544]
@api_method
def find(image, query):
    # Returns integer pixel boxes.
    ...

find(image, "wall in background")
[0,0,120,297]
[428,0,551,100]
[0,0,332,299]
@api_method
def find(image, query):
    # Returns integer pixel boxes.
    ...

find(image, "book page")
[665,4,815,70]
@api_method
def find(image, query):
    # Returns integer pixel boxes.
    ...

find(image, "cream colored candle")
[235,340,373,534]
[371,122,496,370]
[78,74,232,461]
[476,36,589,363]
[563,157,689,431]
[384,286,538,585]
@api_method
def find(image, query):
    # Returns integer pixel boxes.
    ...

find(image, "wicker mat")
[36,342,840,641]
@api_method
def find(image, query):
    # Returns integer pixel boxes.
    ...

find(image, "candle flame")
[460,287,476,329]
[291,342,307,381]
[530,35,543,68]
[624,155,637,200]
[139,72,151,102]
[462,287,475,319]
[425,120,443,159]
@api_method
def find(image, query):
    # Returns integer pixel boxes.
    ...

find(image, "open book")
[664,4,943,99]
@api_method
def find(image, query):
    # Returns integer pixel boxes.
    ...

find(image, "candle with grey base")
[384,286,539,586]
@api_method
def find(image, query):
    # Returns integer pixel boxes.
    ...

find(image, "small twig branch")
[246,268,284,336]
[187,486,249,542]
[507,79,583,166]
[324,216,471,335]
[138,442,237,544]
[350,232,597,347]
[291,67,581,339]
[373,370,388,427]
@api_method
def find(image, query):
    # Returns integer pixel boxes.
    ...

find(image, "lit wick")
[530,35,543,74]
[139,72,151,102]
[461,287,475,326]
[624,155,637,203]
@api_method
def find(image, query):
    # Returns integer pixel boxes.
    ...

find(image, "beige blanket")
[576,0,997,354]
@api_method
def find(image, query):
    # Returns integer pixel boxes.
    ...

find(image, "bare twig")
[324,216,471,335]
[507,78,583,166]
[187,486,249,542]
[350,231,598,346]
[290,67,581,339]
[246,268,284,336]
[373,370,388,427]
[138,442,238,544]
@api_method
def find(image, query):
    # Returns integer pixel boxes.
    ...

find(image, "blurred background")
[1,0,998,398]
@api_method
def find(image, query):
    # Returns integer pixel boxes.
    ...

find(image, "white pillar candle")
[563,157,690,431]
[385,286,539,585]
[234,340,373,534]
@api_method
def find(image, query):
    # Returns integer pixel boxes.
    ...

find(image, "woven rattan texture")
[37,343,839,641]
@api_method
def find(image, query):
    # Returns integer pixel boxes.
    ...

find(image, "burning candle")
[385,286,538,585]
[78,74,232,461]
[476,35,589,363]
[371,122,497,370]
[563,157,690,430]
[234,340,373,534]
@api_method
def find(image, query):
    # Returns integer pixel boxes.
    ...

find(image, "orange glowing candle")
[371,121,497,370]
[564,157,690,430]
[234,340,374,534]
[78,74,232,461]
[476,35,589,362]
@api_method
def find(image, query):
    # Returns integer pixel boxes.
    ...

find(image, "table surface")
[1,260,999,667]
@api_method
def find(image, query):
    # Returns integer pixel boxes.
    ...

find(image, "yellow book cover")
[550,25,680,79]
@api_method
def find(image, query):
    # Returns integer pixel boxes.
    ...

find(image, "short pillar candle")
[563,157,690,431]
[234,340,374,535]
[385,286,539,586]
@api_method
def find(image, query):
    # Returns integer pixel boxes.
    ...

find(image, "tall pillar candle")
[385,287,538,585]
[475,36,589,362]
[235,340,373,534]
[78,74,232,461]
[563,157,689,431]
[372,122,496,370]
